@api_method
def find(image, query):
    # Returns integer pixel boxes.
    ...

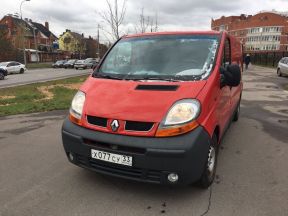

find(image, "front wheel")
[277,68,282,77]
[233,102,240,122]
[20,68,24,74]
[198,134,218,188]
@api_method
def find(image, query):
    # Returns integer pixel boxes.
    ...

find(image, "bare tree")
[136,8,150,33]
[100,0,127,41]
[135,8,159,33]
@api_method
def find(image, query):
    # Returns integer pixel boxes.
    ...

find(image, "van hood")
[81,77,206,123]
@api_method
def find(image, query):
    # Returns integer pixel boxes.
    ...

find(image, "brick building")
[0,15,60,62]
[211,11,288,53]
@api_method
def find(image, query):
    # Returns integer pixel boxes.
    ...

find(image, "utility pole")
[20,0,30,66]
[33,27,38,63]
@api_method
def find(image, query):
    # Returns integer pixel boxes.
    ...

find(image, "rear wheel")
[20,68,24,74]
[277,68,282,77]
[198,134,218,188]
[0,72,4,80]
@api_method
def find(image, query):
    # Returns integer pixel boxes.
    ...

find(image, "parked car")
[62,31,243,188]
[74,60,87,69]
[91,60,98,70]
[277,57,288,77]
[0,68,7,80]
[52,60,67,68]
[64,59,78,69]
[0,61,26,74]
[85,59,98,69]
[85,58,97,61]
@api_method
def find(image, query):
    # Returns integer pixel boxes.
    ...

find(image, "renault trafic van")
[62,31,243,188]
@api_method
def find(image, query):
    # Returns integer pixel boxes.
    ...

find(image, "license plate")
[91,149,132,166]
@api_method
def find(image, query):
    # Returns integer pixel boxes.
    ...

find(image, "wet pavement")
[0,66,287,216]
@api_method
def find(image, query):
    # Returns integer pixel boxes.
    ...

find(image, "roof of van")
[124,31,221,38]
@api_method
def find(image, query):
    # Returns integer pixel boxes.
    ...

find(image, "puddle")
[265,85,279,89]
[278,110,288,114]
[278,119,288,125]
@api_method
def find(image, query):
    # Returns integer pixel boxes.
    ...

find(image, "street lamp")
[19,0,30,66]
[20,0,30,19]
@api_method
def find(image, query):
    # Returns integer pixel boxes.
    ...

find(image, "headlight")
[163,99,200,126]
[70,91,86,120]
[156,99,201,137]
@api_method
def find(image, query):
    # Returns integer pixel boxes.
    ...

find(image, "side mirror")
[220,64,241,88]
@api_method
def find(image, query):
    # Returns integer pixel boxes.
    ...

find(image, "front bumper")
[62,118,212,185]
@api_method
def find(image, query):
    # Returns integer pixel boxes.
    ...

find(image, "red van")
[62,31,243,188]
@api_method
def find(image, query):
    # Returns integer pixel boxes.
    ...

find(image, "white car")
[0,61,26,74]
[277,57,288,77]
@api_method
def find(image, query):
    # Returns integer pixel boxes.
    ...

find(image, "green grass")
[26,62,53,69]
[0,75,88,117]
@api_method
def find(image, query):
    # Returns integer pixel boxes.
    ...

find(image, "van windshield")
[97,35,219,81]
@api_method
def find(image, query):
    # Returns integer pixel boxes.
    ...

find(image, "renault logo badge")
[111,120,119,132]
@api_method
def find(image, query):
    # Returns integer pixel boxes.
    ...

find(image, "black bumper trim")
[62,118,212,185]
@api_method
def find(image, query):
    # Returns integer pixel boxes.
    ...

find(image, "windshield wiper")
[128,76,180,82]
[93,73,123,80]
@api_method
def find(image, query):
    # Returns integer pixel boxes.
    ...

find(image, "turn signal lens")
[155,120,199,137]
[69,113,82,126]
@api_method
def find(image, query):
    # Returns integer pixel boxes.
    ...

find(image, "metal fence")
[246,52,288,67]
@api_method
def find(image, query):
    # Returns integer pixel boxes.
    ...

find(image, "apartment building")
[211,11,288,52]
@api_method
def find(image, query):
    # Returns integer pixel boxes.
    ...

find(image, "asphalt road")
[0,66,288,216]
[0,67,91,88]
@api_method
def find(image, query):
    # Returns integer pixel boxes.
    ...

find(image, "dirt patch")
[0,96,16,100]
[36,83,82,101]
[0,103,13,107]
[57,83,82,90]
[37,86,54,100]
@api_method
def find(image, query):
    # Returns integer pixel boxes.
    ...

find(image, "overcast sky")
[1,0,288,42]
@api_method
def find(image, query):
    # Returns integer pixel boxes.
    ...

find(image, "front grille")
[87,116,107,127]
[75,154,161,183]
[76,154,87,164]
[86,115,154,133]
[125,121,154,132]
[89,159,162,182]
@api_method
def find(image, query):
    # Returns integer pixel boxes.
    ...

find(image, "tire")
[20,68,24,74]
[233,101,240,122]
[198,134,218,189]
[0,73,4,80]
[277,68,282,77]
[76,68,78,70]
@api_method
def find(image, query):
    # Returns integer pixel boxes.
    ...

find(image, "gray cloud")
[1,0,288,42]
